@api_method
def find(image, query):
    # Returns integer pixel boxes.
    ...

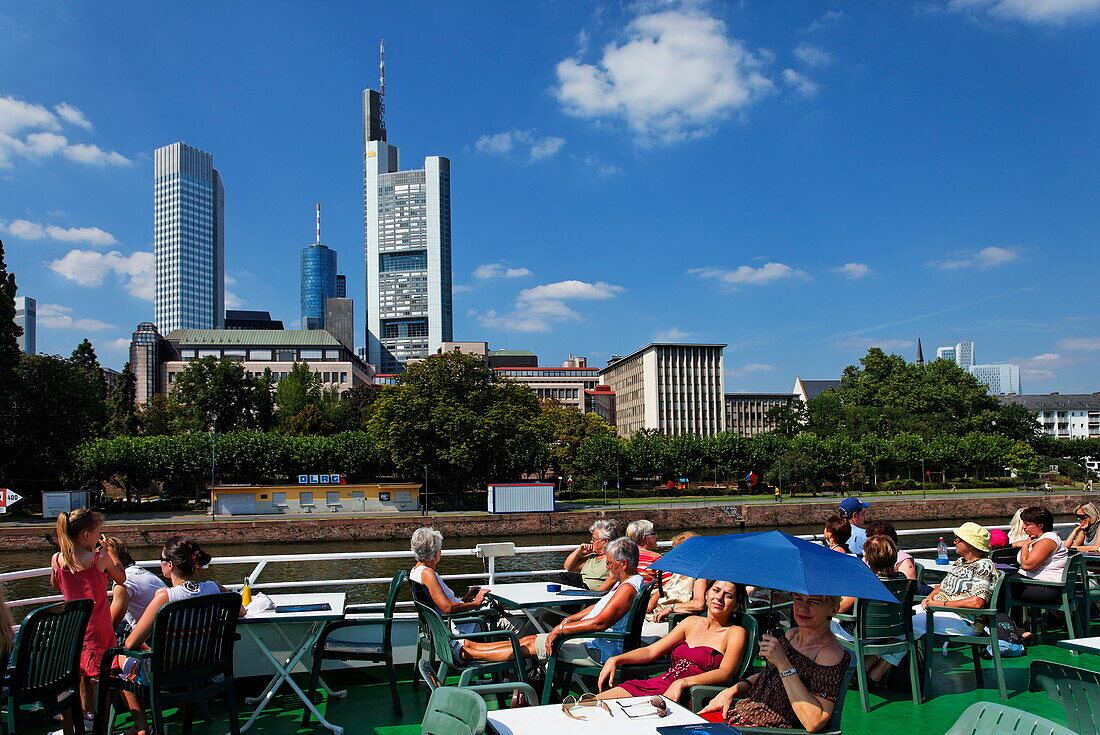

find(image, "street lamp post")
[920,457,926,500]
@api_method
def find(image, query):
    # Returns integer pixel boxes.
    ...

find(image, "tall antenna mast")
[378,39,387,138]
[315,203,321,246]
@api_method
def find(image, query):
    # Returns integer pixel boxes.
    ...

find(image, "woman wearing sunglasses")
[1011,506,1069,605]
[1066,503,1099,552]
[909,523,997,638]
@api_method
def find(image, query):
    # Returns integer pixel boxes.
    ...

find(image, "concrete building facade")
[999,394,1100,439]
[154,142,224,333]
[324,297,355,350]
[493,366,601,412]
[969,362,1021,395]
[14,296,35,354]
[598,344,726,438]
[724,393,796,436]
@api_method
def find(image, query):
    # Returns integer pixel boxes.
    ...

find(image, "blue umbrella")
[649,530,897,603]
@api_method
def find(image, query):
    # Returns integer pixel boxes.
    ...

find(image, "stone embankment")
[0,493,1090,551]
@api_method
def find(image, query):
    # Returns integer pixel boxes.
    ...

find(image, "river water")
[1,515,1045,617]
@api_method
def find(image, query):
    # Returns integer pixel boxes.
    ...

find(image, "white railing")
[0,522,1075,609]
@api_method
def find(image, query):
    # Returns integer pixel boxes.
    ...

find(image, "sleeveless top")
[120,564,167,626]
[727,635,851,729]
[165,580,221,602]
[1019,531,1069,583]
[582,573,643,661]
[410,564,479,636]
[52,551,116,677]
[620,642,725,697]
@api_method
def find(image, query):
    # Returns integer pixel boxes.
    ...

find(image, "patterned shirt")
[933,557,998,604]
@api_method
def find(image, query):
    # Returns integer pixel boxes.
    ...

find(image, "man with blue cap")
[839,498,871,555]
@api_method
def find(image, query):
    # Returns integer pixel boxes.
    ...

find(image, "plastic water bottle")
[936,537,949,565]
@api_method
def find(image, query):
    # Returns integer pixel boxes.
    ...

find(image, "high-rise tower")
[363,41,453,372]
[301,203,339,330]
[154,142,224,332]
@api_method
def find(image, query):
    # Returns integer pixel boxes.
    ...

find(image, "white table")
[914,558,1017,574]
[488,695,706,735]
[1058,636,1100,655]
[237,593,347,735]
[488,582,606,633]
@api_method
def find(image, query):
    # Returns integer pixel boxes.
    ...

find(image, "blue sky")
[1,0,1099,392]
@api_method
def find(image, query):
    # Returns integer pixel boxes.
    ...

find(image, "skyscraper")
[955,341,975,371]
[301,203,338,330]
[154,143,224,332]
[968,362,1021,395]
[362,48,453,372]
[14,295,35,355]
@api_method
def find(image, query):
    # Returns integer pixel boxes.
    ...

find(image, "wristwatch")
[779,667,797,678]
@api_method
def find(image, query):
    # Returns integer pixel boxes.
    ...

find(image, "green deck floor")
[105,642,1098,735]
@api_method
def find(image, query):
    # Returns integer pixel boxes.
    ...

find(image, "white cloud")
[832,262,872,279]
[832,337,916,351]
[103,337,131,354]
[452,284,473,293]
[36,303,115,331]
[1,219,118,246]
[1058,337,1100,350]
[224,290,244,309]
[477,279,625,332]
[54,103,92,129]
[931,246,1020,270]
[654,327,692,341]
[0,94,130,168]
[1008,352,1072,381]
[948,0,1100,25]
[793,43,834,67]
[474,263,533,280]
[553,5,775,145]
[48,249,154,300]
[580,156,624,176]
[782,69,820,98]
[801,10,844,32]
[475,129,566,162]
[727,363,775,378]
[687,262,810,289]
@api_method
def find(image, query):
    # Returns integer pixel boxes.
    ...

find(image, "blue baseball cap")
[839,498,871,517]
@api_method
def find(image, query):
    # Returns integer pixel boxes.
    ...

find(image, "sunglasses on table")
[562,694,612,719]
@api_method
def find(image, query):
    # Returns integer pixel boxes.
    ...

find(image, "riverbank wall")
[0,493,1090,551]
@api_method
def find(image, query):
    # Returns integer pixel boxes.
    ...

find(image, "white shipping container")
[42,491,89,520]
[487,483,555,513]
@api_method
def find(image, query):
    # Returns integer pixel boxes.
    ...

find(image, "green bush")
[879,478,919,493]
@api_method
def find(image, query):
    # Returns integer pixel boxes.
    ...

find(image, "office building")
[324,297,355,350]
[224,310,283,330]
[14,295,35,354]
[937,341,975,371]
[301,204,339,330]
[494,364,601,412]
[154,143,224,333]
[792,377,840,403]
[584,385,616,425]
[130,324,374,404]
[598,343,726,438]
[936,346,956,363]
[363,78,453,372]
[725,393,797,437]
[488,350,539,368]
[336,274,347,299]
[968,362,1021,395]
[999,394,1100,440]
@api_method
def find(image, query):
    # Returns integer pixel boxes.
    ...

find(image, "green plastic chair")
[94,592,242,735]
[942,701,1076,735]
[418,660,540,707]
[1,599,92,735]
[839,578,921,712]
[421,686,487,735]
[408,577,500,690]
[1073,558,1100,635]
[688,662,856,735]
[1028,660,1100,735]
[302,569,407,725]
[922,569,1008,701]
[1006,552,1087,639]
[411,598,526,689]
[543,580,653,703]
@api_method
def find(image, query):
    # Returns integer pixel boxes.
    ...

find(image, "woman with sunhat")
[909,522,998,637]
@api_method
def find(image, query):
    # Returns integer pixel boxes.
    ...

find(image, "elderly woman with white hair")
[563,518,622,591]
[461,537,645,666]
[627,519,663,583]
[409,527,489,642]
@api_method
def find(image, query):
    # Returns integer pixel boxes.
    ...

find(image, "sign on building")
[0,489,22,513]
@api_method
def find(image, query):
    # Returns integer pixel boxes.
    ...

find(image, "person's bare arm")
[125,588,169,650]
[669,624,749,695]
[1017,538,1056,572]
[897,557,918,580]
[596,571,617,592]
[598,618,690,691]
[422,567,485,614]
[838,596,856,615]
[99,553,128,586]
[563,544,593,573]
[759,633,842,732]
[110,584,131,626]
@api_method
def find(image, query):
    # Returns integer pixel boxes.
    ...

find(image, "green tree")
[368,353,544,496]
[536,399,615,478]
[275,363,321,430]
[1005,440,1042,478]
[253,368,276,432]
[171,356,259,432]
[136,394,181,436]
[0,239,21,477]
[574,435,628,488]
[105,362,138,437]
[626,429,671,482]
[331,383,379,432]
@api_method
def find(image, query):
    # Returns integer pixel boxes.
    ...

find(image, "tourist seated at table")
[648,532,708,622]
[409,527,489,635]
[627,519,663,583]
[1008,508,1028,545]
[117,537,241,735]
[596,580,749,704]
[698,593,851,732]
[1066,502,1100,552]
[833,536,911,685]
[910,523,997,637]
[103,537,166,640]
[823,516,852,554]
[563,519,622,592]
[1011,506,1069,604]
[865,521,917,580]
[459,537,643,665]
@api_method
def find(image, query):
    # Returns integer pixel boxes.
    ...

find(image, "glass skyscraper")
[300,244,338,330]
[363,87,453,372]
[14,296,35,355]
[154,142,224,333]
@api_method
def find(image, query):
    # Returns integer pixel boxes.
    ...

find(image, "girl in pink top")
[50,509,126,723]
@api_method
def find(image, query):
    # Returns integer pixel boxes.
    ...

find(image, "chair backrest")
[944,701,1076,735]
[382,569,408,647]
[9,599,92,703]
[421,686,487,735]
[824,659,856,732]
[413,599,463,666]
[1029,659,1100,692]
[1036,679,1100,735]
[149,592,242,685]
[621,580,654,650]
[729,609,758,680]
[855,578,915,640]
[990,548,1019,567]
